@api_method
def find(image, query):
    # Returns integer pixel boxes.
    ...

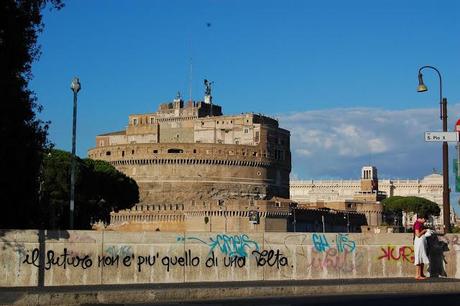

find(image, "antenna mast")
[189,57,193,103]
[188,36,193,103]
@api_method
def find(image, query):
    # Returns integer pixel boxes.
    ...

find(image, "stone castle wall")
[88,97,291,231]
[88,142,290,203]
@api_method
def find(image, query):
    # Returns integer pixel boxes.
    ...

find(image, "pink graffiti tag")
[308,248,363,273]
[378,246,414,263]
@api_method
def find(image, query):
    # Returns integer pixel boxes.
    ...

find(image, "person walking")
[413,215,430,280]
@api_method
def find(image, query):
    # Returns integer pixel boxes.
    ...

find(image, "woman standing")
[413,215,430,280]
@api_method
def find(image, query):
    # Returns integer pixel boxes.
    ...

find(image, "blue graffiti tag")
[177,234,259,257]
[336,233,356,253]
[105,245,133,258]
[312,233,330,252]
[312,233,355,253]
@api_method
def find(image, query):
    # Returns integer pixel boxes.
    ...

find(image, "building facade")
[290,167,452,228]
[88,89,292,232]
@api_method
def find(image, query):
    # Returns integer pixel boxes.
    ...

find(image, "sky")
[31,1,460,209]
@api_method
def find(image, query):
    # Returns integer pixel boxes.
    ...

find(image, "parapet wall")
[1,230,459,287]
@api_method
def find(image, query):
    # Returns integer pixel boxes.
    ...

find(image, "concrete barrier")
[1,230,459,287]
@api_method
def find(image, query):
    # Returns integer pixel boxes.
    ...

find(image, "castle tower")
[361,166,378,193]
[88,88,291,232]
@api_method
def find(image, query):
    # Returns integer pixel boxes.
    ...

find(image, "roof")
[422,173,443,182]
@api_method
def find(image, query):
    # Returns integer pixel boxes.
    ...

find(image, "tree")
[39,150,139,229]
[382,196,441,225]
[0,0,63,228]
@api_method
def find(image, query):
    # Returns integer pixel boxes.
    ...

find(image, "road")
[144,293,460,306]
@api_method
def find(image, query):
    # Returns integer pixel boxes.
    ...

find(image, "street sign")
[424,131,459,142]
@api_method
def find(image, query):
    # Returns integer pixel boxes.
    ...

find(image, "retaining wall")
[1,230,459,287]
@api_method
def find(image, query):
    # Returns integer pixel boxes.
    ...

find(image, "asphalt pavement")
[1,278,460,305]
[138,293,460,306]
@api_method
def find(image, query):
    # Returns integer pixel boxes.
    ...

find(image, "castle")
[88,84,292,232]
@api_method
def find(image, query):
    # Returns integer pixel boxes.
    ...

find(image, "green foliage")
[382,196,441,217]
[0,0,63,228]
[39,150,139,229]
[452,226,460,234]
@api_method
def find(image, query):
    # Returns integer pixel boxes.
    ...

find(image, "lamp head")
[71,77,81,93]
[417,73,427,92]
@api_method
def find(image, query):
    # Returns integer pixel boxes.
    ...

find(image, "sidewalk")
[1,278,460,305]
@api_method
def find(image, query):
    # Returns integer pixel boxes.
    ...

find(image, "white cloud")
[295,148,312,156]
[278,103,460,180]
[368,138,387,154]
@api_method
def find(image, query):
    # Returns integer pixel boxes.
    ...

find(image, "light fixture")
[417,73,427,92]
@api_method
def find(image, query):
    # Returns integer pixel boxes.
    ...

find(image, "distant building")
[290,167,453,229]
[291,166,384,228]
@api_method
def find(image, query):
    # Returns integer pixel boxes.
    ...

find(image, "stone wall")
[1,230,460,287]
[89,142,290,203]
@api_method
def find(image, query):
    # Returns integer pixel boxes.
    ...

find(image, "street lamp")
[70,77,81,229]
[417,66,450,233]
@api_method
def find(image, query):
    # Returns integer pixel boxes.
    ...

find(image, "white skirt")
[414,236,429,265]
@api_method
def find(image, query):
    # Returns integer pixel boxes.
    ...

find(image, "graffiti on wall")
[20,233,290,272]
[177,234,260,257]
[377,245,415,263]
[306,234,361,273]
[307,248,364,273]
[312,233,356,253]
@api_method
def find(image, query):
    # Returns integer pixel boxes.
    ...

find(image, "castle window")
[122,151,125,157]
[244,128,249,133]
[167,148,183,153]
[106,151,111,156]
[193,149,197,153]
[153,150,158,153]
[133,118,138,125]
[132,150,135,154]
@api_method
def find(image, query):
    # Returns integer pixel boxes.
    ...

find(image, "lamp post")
[417,66,450,233]
[70,77,81,229]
